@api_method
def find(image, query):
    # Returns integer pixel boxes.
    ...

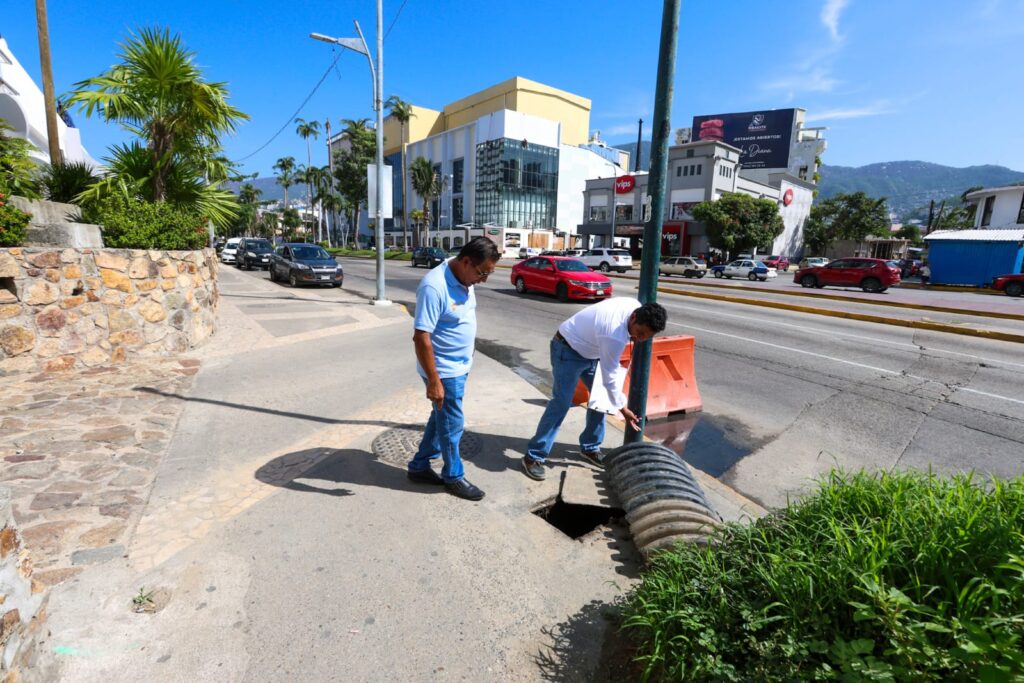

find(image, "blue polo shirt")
[414,260,476,379]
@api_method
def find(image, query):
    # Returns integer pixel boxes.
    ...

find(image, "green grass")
[327,247,412,261]
[621,470,1024,682]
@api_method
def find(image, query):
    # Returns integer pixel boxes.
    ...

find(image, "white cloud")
[821,0,850,42]
[596,123,642,137]
[805,101,893,122]
[761,67,839,100]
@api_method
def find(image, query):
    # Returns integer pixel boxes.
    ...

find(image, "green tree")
[66,27,247,227]
[273,156,296,210]
[282,207,302,241]
[803,191,890,255]
[895,224,923,245]
[690,192,785,258]
[0,118,41,199]
[385,95,415,250]
[259,210,279,239]
[294,117,320,218]
[409,156,441,248]
[332,118,375,247]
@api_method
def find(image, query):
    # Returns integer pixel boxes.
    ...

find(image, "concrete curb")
[650,284,1024,344]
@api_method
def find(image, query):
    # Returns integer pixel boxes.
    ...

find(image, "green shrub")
[39,161,100,203]
[327,247,412,261]
[622,470,1024,681]
[0,193,31,246]
[83,195,208,250]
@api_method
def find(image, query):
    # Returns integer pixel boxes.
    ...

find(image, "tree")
[386,95,415,250]
[690,192,784,258]
[409,156,441,248]
[802,191,890,255]
[895,224,923,246]
[273,156,296,210]
[294,117,320,221]
[305,165,332,244]
[282,207,302,241]
[0,119,41,198]
[332,118,375,248]
[67,27,247,225]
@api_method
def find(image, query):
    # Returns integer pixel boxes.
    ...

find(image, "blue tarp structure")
[924,230,1024,286]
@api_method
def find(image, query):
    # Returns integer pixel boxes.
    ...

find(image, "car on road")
[518,247,542,259]
[793,257,901,293]
[897,258,923,278]
[659,256,707,278]
[799,256,830,269]
[235,237,274,270]
[762,255,790,271]
[269,243,344,287]
[580,247,632,273]
[220,237,241,264]
[991,273,1024,297]
[411,247,447,268]
[719,259,777,281]
[511,256,612,302]
[562,248,586,258]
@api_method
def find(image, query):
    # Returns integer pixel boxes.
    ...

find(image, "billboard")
[691,109,796,170]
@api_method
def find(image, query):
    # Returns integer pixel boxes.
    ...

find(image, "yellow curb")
[652,285,1024,345]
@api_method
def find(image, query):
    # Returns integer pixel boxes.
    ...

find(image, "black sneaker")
[522,457,546,481]
[407,468,445,485]
[445,478,485,501]
[580,449,605,468]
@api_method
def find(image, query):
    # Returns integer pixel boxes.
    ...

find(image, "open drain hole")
[533,498,625,540]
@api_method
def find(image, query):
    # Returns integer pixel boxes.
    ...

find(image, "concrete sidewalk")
[26,268,760,681]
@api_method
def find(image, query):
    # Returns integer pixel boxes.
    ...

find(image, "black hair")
[634,302,667,333]
[458,236,501,263]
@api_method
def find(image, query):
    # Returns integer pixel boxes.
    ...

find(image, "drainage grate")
[533,498,626,540]
[371,426,482,467]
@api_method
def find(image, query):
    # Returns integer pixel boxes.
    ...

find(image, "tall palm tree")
[273,156,296,210]
[305,165,332,244]
[409,156,440,248]
[67,27,247,204]
[295,118,321,222]
[385,96,415,250]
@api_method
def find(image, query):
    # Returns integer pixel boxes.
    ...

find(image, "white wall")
[773,179,814,257]
[474,110,560,148]
[974,188,1024,228]
[556,144,625,237]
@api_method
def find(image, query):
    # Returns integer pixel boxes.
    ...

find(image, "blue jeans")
[526,338,607,462]
[408,374,467,483]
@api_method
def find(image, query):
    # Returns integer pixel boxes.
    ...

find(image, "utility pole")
[371,0,389,305]
[625,0,680,444]
[634,118,643,173]
[325,118,335,248]
[34,0,62,165]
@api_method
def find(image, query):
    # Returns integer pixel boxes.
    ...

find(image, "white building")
[0,35,97,167]
[965,185,1024,229]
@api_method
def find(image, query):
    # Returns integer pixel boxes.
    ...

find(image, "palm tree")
[305,165,332,244]
[295,118,320,222]
[409,156,440,248]
[67,27,247,204]
[385,96,415,250]
[273,156,296,211]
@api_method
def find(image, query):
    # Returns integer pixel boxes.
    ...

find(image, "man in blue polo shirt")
[408,237,501,501]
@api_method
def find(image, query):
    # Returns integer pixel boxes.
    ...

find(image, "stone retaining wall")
[0,248,218,375]
[1,488,48,678]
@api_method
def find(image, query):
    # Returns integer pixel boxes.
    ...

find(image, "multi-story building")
[330,76,628,252]
[964,185,1024,230]
[578,140,815,258]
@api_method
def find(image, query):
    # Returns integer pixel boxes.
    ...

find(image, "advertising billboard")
[691,109,796,170]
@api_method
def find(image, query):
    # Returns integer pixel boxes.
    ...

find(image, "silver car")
[220,237,241,263]
[659,256,707,278]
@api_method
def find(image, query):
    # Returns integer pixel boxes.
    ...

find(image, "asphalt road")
[234,257,1024,508]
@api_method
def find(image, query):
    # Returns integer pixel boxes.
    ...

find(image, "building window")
[452,158,464,194]
[798,165,809,180]
[686,149,694,158]
[1017,193,1024,225]
[589,206,608,222]
[696,164,702,175]
[452,197,464,225]
[683,166,689,177]
[475,138,559,228]
[676,166,681,177]
[615,204,634,222]
[981,196,995,226]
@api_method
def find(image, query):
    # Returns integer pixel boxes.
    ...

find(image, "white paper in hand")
[586,361,624,415]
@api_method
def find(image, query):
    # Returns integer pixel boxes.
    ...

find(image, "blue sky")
[4,0,1023,177]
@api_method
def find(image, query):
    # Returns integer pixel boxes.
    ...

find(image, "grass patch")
[328,247,412,261]
[621,470,1024,681]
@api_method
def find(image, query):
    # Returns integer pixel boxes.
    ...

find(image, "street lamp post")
[311,3,390,305]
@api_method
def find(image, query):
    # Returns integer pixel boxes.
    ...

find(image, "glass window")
[589,206,608,222]
[683,166,689,177]
[1018,194,1024,224]
[452,158,464,194]
[676,166,681,177]
[696,164,702,175]
[615,205,634,221]
[452,197,464,225]
[686,149,694,158]
[556,260,589,272]
[475,138,558,229]
[981,196,995,226]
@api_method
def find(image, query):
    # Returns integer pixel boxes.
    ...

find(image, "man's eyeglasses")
[474,266,494,281]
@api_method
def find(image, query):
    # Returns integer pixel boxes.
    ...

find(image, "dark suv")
[236,237,274,270]
[411,247,447,268]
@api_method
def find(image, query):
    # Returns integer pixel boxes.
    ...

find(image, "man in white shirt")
[522,298,668,480]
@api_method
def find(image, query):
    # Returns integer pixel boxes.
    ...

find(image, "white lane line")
[662,298,1024,371]
[672,321,1024,407]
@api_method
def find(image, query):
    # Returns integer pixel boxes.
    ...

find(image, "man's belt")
[554,331,569,346]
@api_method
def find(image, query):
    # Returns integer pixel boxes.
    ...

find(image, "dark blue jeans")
[526,337,607,462]
[408,374,467,483]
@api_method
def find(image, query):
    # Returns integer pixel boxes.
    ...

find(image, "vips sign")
[691,109,796,170]
[614,175,636,193]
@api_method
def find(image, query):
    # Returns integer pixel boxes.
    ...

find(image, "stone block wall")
[0,248,218,375]
[1,488,48,678]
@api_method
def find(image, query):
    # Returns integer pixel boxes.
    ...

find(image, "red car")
[511,256,613,302]
[793,257,901,293]
[992,274,1024,297]
[762,255,790,271]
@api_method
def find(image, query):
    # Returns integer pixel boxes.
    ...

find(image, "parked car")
[562,248,587,258]
[580,247,633,273]
[220,237,241,264]
[235,237,274,270]
[518,247,542,259]
[720,259,777,281]
[710,264,727,277]
[411,247,447,268]
[991,273,1024,297]
[510,256,612,302]
[659,256,707,278]
[799,256,830,269]
[269,243,344,287]
[898,258,923,278]
[793,257,901,293]
[762,255,790,271]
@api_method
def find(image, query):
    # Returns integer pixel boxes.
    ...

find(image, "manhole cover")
[372,426,482,467]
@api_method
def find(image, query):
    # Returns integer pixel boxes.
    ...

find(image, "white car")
[518,247,542,259]
[220,237,241,264]
[660,256,707,278]
[721,259,777,281]
[580,248,633,273]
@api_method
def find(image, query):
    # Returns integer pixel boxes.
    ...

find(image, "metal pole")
[634,118,643,173]
[625,0,680,444]
[34,0,62,166]
[371,0,390,305]
[325,119,335,248]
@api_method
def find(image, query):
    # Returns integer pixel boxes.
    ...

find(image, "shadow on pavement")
[533,599,639,682]
[254,447,443,497]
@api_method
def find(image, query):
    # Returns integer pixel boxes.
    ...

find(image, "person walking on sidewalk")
[919,262,931,287]
[408,237,501,501]
[521,298,668,481]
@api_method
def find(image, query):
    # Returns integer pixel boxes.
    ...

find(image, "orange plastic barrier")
[572,335,702,418]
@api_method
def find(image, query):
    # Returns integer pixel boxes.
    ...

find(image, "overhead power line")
[386,0,410,38]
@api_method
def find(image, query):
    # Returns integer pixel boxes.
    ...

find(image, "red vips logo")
[615,175,636,193]
[783,188,794,206]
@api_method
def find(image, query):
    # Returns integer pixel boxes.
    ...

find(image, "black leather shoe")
[407,468,445,485]
[445,478,485,501]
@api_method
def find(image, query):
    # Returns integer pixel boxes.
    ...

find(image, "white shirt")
[558,297,640,410]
